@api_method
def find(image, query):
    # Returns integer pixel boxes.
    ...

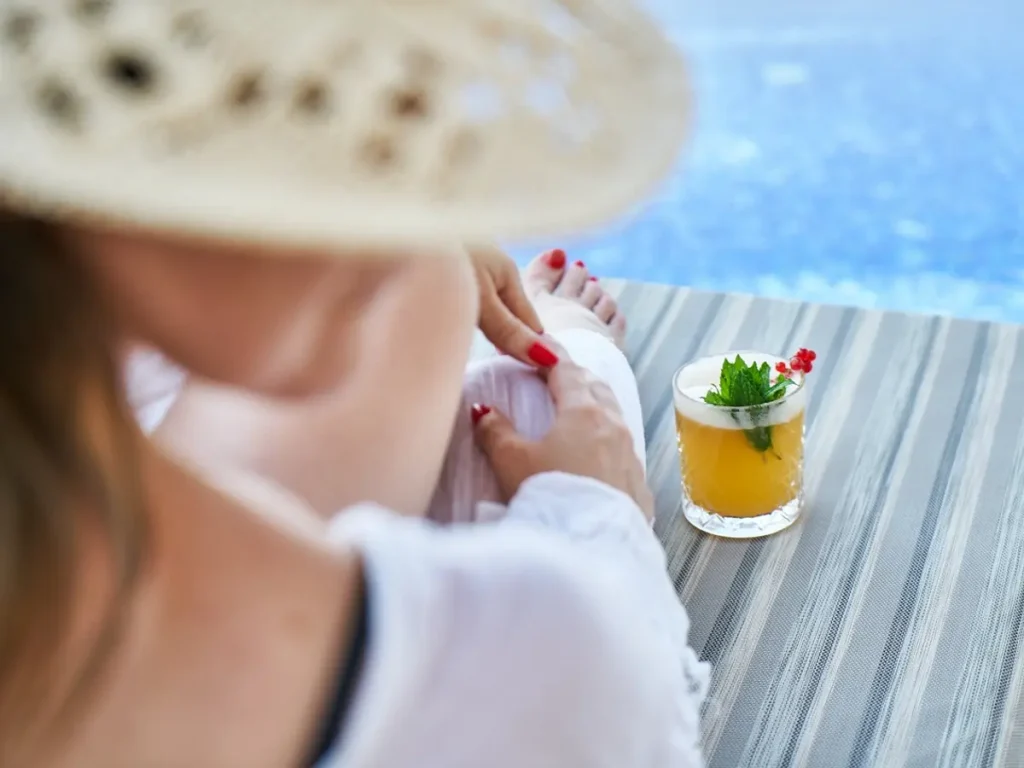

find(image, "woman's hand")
[470,350,654,521]
[468,244,560,368]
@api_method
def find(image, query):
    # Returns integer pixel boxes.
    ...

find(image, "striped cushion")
[606,280,1024,768]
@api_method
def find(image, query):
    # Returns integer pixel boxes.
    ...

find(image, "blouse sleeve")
[326,474,709,768]
[499,472,711,762]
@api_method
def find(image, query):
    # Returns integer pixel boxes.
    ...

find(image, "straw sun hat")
[0,0,690,252]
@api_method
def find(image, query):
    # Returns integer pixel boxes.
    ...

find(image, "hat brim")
[0,0,692,254]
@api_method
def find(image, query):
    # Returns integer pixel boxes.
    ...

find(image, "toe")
[523,248,567,297]
[555,259,589,298]
[578,279,602,310]
[610,312,628,347]
[594,292,617,323]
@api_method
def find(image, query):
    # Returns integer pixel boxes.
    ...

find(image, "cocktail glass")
[673,351,807,538]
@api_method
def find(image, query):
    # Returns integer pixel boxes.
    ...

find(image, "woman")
[128,243,640,526]
[0,0,707,766]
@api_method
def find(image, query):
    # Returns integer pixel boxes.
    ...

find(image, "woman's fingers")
[470,404,531,501]
[478,276,559,368]
[470,243,556,368]
[544,356,601,410]
[496,269,545,336]
[589,378,624,415]
[478,294,558,368]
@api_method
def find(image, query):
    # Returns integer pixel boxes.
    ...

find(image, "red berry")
[795,348,817,363]
[803,361,813,373]
[790,356,804,372]
[775,361,788,373]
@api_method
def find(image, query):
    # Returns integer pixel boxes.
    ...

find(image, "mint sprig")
[702,355,796,453]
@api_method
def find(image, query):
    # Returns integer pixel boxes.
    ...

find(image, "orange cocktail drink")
[673,351,809,538]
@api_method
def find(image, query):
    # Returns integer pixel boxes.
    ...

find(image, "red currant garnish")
[776,361,788,373]
[802,361,813,373]
[790,356,805,372]
[795,347,817,363]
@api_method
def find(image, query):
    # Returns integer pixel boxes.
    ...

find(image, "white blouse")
[324,472,710,768]
[125,348,710,765]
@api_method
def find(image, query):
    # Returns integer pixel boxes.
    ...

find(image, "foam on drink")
[672,350,806,429]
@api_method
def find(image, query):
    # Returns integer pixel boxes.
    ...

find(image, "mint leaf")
[718,357,737,401]
[765,377,795,402]
[702,390,727,406]
[700,354,798,454]
[743,425,774,453]
[738,368,763,407]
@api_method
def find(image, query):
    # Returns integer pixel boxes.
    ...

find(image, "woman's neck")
[50,442,361,768]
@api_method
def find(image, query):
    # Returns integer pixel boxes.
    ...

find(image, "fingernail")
[471,403,492,425]
[527,342,559,367]
[588,276,598,282]
[574,260,585,268]
[547,249,566,269]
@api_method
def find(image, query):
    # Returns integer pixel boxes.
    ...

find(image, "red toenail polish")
[527,342,560,367]
[588,276,598,282]
[471,404,492,425]
[547,249,566,269]
[574,260,585,268]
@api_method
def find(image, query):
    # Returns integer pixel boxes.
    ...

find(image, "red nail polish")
[471,404,492,425]
[528,342,559,367]
[547,249,566,269]
[574,260,585,268]
[588,276,598,282]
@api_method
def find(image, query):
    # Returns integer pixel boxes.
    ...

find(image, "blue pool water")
[511,0,1024,323]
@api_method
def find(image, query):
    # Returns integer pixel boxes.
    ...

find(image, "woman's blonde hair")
[0,214,146,752]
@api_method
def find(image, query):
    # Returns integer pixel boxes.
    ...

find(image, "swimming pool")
[511,1,1024,323]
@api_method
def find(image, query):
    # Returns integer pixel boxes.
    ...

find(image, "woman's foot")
[523,249,627,350]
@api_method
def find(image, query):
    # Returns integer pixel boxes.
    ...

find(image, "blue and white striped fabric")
[604,280,1024,768]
